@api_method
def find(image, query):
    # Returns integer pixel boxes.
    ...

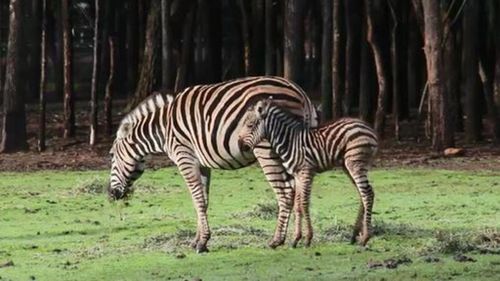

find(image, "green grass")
[0,167,499,281]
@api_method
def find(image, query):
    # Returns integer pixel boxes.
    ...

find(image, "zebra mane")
[116,92,174,139]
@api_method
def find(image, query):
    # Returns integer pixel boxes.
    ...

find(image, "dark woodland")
[1,0,500,155]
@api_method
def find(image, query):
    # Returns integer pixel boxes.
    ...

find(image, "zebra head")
[238,98,272,152]
[108,121,146,200]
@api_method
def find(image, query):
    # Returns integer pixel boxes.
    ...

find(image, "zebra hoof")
[268,239,285,249]
[304,239,312,248]
[195,244,209,254]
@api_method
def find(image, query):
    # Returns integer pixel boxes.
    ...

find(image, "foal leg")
[292,169,314,248]
[344,160,375,246]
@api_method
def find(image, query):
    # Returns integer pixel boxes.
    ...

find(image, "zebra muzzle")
[238,139,252,152]
[108,185,125,201]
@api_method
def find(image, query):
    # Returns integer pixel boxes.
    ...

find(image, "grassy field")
[0,167,499,281]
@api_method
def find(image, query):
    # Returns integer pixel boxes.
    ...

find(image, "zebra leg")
[344,160,374,246]
[254,144,294,249]
[292,169,314,248]
[176,160,211,253]
[188,167,211,249]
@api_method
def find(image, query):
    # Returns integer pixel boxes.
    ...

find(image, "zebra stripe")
[108,76,318,252]
[238,98,378,247]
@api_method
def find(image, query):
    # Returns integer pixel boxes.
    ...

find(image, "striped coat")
[238,98,378,247]
[108,76,318,252]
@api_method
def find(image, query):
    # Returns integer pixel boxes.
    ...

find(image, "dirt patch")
[0,260,14,268]
[453,254,477,262]
[367,256,412,269]
[232,201,278,220]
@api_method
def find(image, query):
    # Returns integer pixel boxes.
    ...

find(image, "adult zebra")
[238,98,378,247]
[108,76,318,253]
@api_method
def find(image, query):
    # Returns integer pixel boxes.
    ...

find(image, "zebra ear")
[117,122,132,139]
[166,94,174,103]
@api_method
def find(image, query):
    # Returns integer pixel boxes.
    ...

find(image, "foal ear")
[256,98,272,119]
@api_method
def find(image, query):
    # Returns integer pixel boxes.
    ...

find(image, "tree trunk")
[52,1,64,101]
[209,0,222,82]
[126,0,139,95]
[97,0,112,98]
[0,0,6,105]
[493,0,500,140]
[238,0,251,75]
[366,0,388,137]
[359,20,375,123]
[389,0,399,140]
[332,0,344,119]
[38,0,48,152]
[284,0,305,84]
[105,37,116,137]
[421,0,449,150]
[479,61,499,142]
[441,0,458,145]
[222,0,244,80]
[90,0,100,146]
[390,0,409,139]
[249,0,264,75]
[410,0,425,37]
[407,9,422,110]
[62,0,74,138]
[161,0,174,90]
[20,1,40,102]
[264,0,275,76]
[1,0,28,152]
[343,0,361,116]
[320,0,332,122]
[128,0,161,108]
[462,0,481,143]
[175,2,195,91]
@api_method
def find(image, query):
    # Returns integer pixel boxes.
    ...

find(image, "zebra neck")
[266,112,309,171]
[134,109,168,155]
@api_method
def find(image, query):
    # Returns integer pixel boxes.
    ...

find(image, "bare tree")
[359,19,375,123]
[343,0,361,116]
[365,0,388,137]
[126,0,139,95]
[332,0,344,119]
[62,0,74,138]
[175,2,196,91]
[249,0,264,75]
[421,0,450,150]
[493,0,500,140]
[284,0,305,84]
[105,37,116,137]
[320,0,332,121]
[222,0,244,79]
[128,0,161,108]
[1,0,28,152]
[462,0,481,143]
[38,0,48,152]
[161,0,174,90]
[265,0,275,76]
[90,0,101,146]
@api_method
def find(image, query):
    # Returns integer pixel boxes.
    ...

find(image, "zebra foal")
[108,76,318,253]
[238,98,378,247]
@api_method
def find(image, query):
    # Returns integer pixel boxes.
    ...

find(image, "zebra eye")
[246,122,254,128]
